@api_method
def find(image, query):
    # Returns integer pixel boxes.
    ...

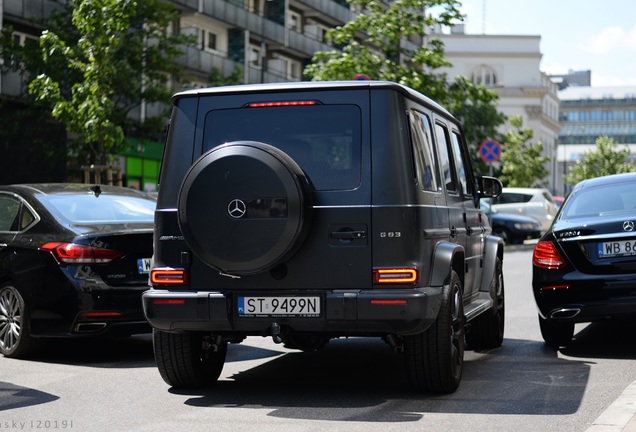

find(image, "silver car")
[488,187,558,232]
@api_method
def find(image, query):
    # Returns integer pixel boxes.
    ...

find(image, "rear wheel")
[0,282,35,358]
[404,271,465,394]
[538,315,575,348]
[153,330,227,388]
[466,257,505,349]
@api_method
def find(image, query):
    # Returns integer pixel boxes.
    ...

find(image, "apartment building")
[0,0,352,188]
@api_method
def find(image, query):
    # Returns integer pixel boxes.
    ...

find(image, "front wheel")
[153,330,227,388]
[0,282,35,358]
[538,315,574,348]
[404,271,465,394]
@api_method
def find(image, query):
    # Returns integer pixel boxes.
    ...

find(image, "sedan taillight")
[40,242,124,264]
[533,240,566,269]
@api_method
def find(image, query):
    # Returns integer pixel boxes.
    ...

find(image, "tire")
[0,282,35,358]
[178,141,313,276]
[153,330,227,388]
[538,315,575,348]
[404,271,465,394]
[466,257,505,349]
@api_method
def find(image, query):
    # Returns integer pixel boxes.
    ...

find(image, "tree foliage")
[27,0,191,165]
[304,0,506,170]
[499,115,549,187]
[563,136,636,186]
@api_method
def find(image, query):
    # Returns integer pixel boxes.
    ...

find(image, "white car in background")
[487,187,558,233]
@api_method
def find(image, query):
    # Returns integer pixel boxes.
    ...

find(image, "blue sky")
[455,0,636,87]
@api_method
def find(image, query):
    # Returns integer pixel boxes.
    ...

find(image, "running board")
[464,294,494,321]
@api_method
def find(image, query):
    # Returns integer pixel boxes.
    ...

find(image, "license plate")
[137,258,152,274]
[598,240,636,258]
[238,296,320,317]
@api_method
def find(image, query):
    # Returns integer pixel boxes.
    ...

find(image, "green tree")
[27,0,191,166]
[304,0,506,170]
[564,136,636,186]
[499,115,549,187]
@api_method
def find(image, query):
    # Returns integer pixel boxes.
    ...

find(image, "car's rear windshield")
[562,183,636,218]
[203,104,362,190]
[41,194,156,224]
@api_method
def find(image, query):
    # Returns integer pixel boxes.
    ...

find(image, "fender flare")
[429,241,465,288]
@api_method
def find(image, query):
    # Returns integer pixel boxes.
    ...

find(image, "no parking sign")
[479,139,501,163]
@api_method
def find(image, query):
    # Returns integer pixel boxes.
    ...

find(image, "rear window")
[41,194,156,224]
[203,104,362,190]
[497,193,532,204]
[562,183,636,218]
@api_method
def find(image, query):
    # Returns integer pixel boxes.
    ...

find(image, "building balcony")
[198,0,333,56]
[293,0,350,24]
[4,0,66,22]
[175,45,296,84]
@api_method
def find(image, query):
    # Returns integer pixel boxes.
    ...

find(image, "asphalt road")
[1,248,636,432]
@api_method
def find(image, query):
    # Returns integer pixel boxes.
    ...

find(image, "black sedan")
[532,172,636,347]
[481,201,542,244]
[0,183,156,358]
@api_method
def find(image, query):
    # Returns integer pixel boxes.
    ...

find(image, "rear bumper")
[533,272,636,323]
[142,288,443,336]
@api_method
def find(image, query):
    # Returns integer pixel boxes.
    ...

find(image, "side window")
[434,123,455,193]
[0,195,21,231]
[19,207,36,230]
[408,109,439,192]
[450,131,470,196]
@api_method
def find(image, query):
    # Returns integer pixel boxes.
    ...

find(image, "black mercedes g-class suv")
[143,81,504,394]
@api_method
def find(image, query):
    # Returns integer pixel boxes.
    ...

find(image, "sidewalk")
[586,381,636,431]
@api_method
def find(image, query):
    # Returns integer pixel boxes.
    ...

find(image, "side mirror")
[478,176,502,198]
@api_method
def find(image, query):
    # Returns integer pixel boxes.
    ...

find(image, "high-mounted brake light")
[151,268,188,285]
[40,242,123,264]
[533,241,566,269]
[373,268,418,284]
[248,100,316,108]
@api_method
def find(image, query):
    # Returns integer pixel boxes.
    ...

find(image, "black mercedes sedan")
[532,172,636,347]
[0,183,156,358]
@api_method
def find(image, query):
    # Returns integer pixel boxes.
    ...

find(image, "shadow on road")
[171,335,594,422]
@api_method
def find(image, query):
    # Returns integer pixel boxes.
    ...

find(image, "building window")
[206,32,217,51]
[249,45,261,68]
[288,10,302,32]
[471,65,498,87]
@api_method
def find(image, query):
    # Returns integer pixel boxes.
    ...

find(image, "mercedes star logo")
[228,199,247,219]
[623,221,635,232]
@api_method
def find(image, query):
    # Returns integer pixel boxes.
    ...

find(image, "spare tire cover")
[178,141,312,276]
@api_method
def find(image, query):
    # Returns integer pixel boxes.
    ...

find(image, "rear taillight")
[151,268,188,285]
[373,268,418,284]
[40,242,124,264]
[533,241,566,269]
